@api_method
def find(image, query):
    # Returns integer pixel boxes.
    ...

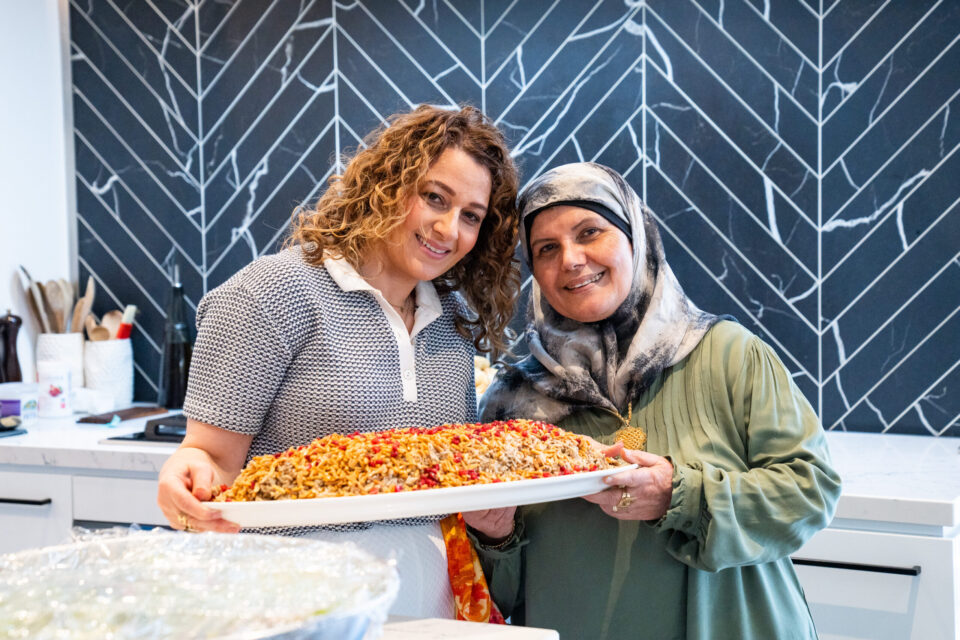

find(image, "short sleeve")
[183,283,294,434]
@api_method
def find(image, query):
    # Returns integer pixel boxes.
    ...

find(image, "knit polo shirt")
[183,246,478,531]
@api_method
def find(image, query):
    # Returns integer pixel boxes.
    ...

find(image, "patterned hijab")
[481,162,722,424]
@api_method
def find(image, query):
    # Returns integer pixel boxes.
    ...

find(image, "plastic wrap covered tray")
[0,528,398,639]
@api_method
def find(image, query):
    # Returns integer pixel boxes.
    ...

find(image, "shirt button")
[402,370,413,381]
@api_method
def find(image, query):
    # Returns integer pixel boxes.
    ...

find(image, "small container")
[36,361,72,417]
[0,382,38,425]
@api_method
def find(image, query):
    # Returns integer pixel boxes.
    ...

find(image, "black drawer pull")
[0,497,52,506]
[792,557,921,576]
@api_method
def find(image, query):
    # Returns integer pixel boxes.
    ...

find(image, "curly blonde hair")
[288,105,521,358]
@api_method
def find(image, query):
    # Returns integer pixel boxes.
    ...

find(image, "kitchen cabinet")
[0,416,173,555]
[791,432,960,640]
[0,470,72,553]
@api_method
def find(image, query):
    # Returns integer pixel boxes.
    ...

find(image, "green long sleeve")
[655,325,841,571]
[474,321,840,640]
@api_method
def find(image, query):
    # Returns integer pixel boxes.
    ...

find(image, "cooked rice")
[214,420,624,502]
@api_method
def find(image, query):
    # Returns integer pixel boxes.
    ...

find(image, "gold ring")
[612,488,635,512]
[177,513,196,533]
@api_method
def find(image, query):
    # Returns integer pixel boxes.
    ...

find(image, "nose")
[559,242,585,271]
[432,208,460,241]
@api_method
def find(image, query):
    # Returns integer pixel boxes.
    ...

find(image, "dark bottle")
[1,311,23,383]
[158,265,194,409]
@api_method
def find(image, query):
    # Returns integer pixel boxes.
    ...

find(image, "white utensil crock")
[83,339,134,411]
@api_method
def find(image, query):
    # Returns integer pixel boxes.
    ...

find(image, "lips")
[416,234,452,257]
[564,271,604,290]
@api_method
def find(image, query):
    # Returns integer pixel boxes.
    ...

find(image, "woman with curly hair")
[157,105,521,618]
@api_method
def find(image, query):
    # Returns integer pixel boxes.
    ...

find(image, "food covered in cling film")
[213,419,627,502]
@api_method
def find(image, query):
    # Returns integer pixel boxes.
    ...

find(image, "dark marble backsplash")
[69,0,960,436]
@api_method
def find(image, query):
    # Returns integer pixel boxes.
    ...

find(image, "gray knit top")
[183,246,478,532]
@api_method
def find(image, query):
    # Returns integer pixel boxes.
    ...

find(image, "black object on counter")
[77,405,168,424]
[157,265,193,409]
[0,310,23,383]
[103,413,186,444]
[144,413,187,441]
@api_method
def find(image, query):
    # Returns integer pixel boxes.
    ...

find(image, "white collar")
[323,255,443,337]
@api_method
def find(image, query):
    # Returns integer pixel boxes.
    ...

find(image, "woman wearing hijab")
[465,162,841,639]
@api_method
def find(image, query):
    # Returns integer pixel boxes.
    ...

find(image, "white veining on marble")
[823,169,931,232]
[820,54,858,111]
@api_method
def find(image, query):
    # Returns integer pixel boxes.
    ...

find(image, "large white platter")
[207,464,637,528]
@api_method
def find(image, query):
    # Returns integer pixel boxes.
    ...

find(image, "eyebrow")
[424,179,488,212]
[530,215,601,247]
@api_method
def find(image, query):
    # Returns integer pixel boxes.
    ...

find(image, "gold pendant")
[612,404,646,451]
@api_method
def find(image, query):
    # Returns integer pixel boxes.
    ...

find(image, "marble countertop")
[0,415,176,474]
[824,431,960,529]
[1,418,958,528]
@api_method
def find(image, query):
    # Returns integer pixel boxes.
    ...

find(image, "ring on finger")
[612,488,635,512]
[177,513,197,533]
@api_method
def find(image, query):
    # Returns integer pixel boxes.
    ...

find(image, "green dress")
[474,321,842,640]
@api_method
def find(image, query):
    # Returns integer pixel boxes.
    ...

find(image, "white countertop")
[2,418,958,528]
[0,415,175,473]
[824,431,960,529]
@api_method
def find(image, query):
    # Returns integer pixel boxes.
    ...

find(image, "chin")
[554,299,615,324]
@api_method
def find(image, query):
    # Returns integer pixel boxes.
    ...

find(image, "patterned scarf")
[481,162,722,424]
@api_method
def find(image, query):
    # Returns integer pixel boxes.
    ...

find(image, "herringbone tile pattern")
[70,0,960,436]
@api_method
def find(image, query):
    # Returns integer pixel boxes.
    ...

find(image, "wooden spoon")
[57,279,74,330]
[85,314,110,341]
[42,280,66,333]
[71,277,95,334]
[19,266,52,333]
[100,309,124,339]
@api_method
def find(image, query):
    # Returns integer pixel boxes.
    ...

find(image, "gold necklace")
[387,294,415,318]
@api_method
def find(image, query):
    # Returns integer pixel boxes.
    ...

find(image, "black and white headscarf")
[481,162,723,424]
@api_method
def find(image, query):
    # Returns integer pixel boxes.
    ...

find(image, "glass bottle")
[158,265,193,409]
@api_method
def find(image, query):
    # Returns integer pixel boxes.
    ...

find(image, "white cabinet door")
[793,528,959,640]
[0,470,73,554]
[72,476,167,526]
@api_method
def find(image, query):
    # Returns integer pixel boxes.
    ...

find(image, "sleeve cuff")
[654,461,705,536]
[467,517,527,559]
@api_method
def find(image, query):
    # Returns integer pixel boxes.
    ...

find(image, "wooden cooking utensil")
[42,280,66,333]
[100,309,124,339]
[18,266,52,333]
[71,277,95,334]
[57,279,74,330]
[85,314,110,341]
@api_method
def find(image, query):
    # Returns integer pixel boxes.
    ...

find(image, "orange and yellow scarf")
[440,513,506,624]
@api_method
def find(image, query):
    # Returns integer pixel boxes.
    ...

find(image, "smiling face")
[529,205,634,323]
[380,146,493,287]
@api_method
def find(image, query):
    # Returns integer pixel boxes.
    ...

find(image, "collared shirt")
[324,255,442,402]
[183,247,478,532]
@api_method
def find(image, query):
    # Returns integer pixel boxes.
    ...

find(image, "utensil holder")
[84,339,134,411]
[36,333,84,388]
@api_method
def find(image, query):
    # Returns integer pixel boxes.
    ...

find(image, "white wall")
[0,0,75,383]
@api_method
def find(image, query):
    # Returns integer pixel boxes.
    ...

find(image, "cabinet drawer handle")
[792,557,921,576]
[0,497,53,506]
